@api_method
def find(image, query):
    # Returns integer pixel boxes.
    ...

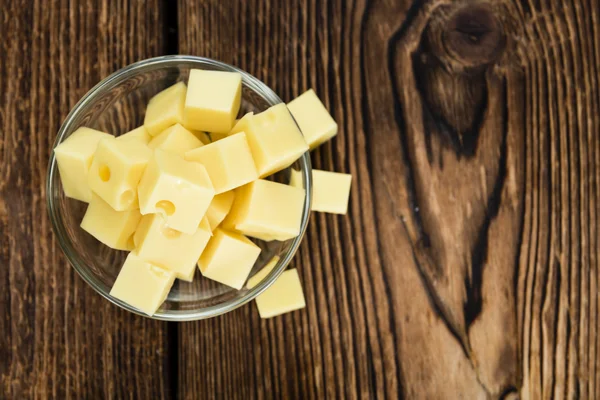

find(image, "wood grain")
[0,1,173,399]
[176,0,599,399]
[1,0,599,398]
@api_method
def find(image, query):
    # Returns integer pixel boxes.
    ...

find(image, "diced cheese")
[54,127,113,202]
[184,69,242,133]
[287,89,338,149]
[137,150,215,234]
[205,191,235,231]
[134,214,212,281]
[291,169,352,215]
[185,132,258,194]
[198,229,261,290]
[246,256,280,289]
[144,82,187,136]
[80,194,141,250]
[148,123,203,156]
[117,126,151,144]
[222,179,305,241]
[255,269,305,318]
[110,252,175,316]
[230,104,308,177]
[87,137,152,211]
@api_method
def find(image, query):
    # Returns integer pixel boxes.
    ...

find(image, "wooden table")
[1,0,599,398]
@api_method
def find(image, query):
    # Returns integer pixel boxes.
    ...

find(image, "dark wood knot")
[427,3,506,71]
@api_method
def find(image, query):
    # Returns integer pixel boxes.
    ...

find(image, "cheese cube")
[117,126,151,144]
[148,123,203,156]
[230,104,309,177]
[222,180,305,241]
[137,150,214,234]
[110,252,175,316]
[185,132,258,194]
[198,229,261,289]
[205,191,235,231]
[287,89,338,149]
[81,194,141,250]
[184,70,242,133]
[54,127,113,202]
[144,82,187,136]
[291,169,351,214]
[88,137,152,211]
[134,214,212,281]
[246,256,280,289]
[311,170,352,214]
[255,269,305,318]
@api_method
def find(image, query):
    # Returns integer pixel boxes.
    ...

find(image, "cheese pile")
[55,70,352,317]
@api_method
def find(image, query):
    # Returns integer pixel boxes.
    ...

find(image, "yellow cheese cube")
[205,191,235,231]
[222,179,305,241]
[81,194,141,250]
[88,137,152,211]
[246,256,280,289]
[184,69,242,133]
[291,169,351,214]
[117,126,151,144]
[230,104,309,177]
[185,132,258,194]
[137,150,215,234]
[54,127,113,202]
[110,252,175,316]
[148,123,203,156]
[287,89,338,149]
[198,229,261,289]
[255,269,305,318]
[144,82,187,136]
[134,214,212,281]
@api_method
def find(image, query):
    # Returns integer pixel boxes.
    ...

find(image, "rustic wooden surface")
[1,0,599,398]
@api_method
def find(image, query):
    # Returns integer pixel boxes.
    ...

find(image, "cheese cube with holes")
[80,194,141,250]
[88,137,152,211]
[287,89,338,149]
[222,180,305,241]
[148,123,203,156]
[246,256,280,289]
[185,132,258,194]
[54,127,113,202]
[198,229,261,289]
[137,150,214,234]
[110,252,175,316]
[134,214,212,281]
[205,191,235,231]
[144,82,187,136]
[117,126,152,144]
[255,269,306,318]
[230,104,308,177]
[183,70,242,133]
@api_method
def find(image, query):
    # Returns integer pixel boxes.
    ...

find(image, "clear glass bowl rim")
[46,55,312,321]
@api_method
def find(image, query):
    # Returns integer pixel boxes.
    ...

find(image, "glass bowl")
[46,55,312,321]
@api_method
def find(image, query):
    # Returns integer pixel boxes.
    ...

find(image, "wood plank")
[0,1,173,398]
[178,0,600,398]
